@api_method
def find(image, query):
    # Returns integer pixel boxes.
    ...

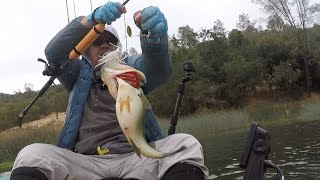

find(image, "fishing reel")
[17,58,65,127]
[38,58,62,77]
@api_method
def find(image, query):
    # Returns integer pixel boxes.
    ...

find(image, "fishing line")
[72,0,77,18]
[65,0,70,23]
[123,0,128,52]
[89,0,93,12]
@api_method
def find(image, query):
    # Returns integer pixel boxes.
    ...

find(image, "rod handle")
[69,23,105,60]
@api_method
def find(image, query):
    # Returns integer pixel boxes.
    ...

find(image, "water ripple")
[220,170,243,176]
[280,161,308,166]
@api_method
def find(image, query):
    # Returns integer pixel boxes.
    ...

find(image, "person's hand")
[134,6,168,43]
[86,2,126,25]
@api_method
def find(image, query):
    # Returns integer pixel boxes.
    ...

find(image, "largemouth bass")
[98,50,184,158]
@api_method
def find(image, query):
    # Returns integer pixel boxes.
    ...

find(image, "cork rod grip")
[69,23,105,60]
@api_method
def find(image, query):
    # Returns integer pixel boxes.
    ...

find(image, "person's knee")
[174,134,202,147]
[11,166,48,180]
[162,163,204,180]
[14,143,52,168]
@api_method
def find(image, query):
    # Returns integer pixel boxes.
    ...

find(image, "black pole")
[17,76,57,127]
[17,59,68,127]
[168,61,195,135]
[168,82,185,135]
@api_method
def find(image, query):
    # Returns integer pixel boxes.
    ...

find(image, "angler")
[10,1,208,180]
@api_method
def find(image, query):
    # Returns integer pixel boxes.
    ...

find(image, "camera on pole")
[168,61,196,135]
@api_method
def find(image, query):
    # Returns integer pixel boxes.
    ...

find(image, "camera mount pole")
[17,23,106,128]
[168,61,195,135]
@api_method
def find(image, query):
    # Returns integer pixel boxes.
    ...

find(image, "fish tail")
[163,145,186,157]
[129,138,141,158]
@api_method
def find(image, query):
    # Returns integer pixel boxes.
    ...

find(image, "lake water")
[1,121,320,179]
[201,120,320,179]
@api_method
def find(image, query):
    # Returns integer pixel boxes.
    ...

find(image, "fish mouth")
[115,71,140,88]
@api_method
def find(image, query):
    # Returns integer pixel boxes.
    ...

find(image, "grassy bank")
[158,94,320,136]
[1,95,320,173]
[0,161,13,173]
[0,124,62,173]
[158,109,252,138]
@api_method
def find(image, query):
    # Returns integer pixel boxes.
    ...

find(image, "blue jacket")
[45,17,171,150]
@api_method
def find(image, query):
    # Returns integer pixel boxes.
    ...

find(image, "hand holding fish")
[134,6,168,43]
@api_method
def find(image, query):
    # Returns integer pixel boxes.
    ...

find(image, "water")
[200,120,320,180]
[1,121,319,179]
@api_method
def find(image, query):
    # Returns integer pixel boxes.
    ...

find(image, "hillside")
[3,113,65,133]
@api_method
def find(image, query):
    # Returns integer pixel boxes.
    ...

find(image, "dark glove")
[86,2,125,25]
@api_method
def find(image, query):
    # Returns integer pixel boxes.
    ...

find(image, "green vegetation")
[158,95,320,138]
[0,161,13,173]
[0,85,68,131]
[148,0,320,117]
[0,125,61,162]
[158,109,252,138]
[0,124,61,173]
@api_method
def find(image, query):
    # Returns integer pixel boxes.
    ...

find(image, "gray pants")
[13,133,209,180]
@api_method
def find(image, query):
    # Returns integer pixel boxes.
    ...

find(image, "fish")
[98,50,185,158]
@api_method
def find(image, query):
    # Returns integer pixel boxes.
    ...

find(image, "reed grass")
[0,123,61,172]
[0,161,13,173]
[158,109,253,138]
[158,95,320,136]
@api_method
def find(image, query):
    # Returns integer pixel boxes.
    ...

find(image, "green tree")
[237,13,256,31]
[198,20,229,83]
[267,15,286,31]
[252,0,320,96]
[273,61,301,92]
[225,59,262,104]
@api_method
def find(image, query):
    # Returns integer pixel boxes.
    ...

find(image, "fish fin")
[140,93,152,109]
[129,138,141,158]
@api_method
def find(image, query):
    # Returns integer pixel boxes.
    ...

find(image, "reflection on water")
[200,120,320,180]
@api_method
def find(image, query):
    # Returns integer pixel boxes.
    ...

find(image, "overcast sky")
[0,0,265,94]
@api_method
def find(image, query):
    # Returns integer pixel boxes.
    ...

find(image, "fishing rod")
[17,1,134,127]
[17,23,105,127]
[168,61,196,135]
[122,0,130,5]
